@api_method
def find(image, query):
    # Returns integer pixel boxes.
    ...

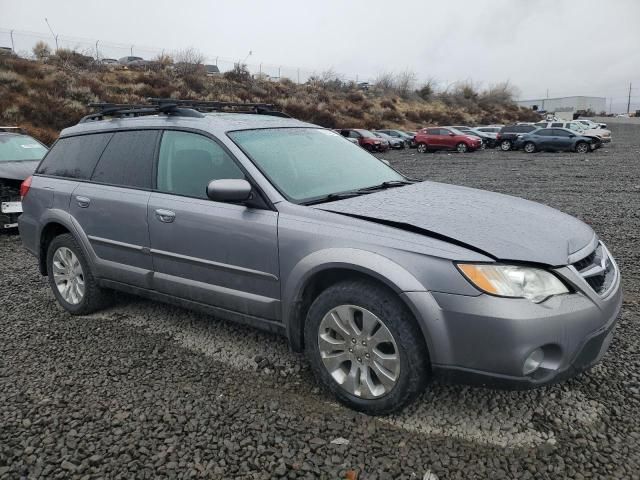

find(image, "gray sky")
[2,0,639,112]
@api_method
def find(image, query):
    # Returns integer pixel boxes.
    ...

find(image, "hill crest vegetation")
[0,46,538,144]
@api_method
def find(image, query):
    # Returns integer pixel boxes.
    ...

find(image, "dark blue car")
[515,127,595,153]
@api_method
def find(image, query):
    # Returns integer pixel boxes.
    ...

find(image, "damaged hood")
[0,160,39,181]
[314,181,594,266]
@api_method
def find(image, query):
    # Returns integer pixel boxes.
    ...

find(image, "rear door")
[70,130,159,289]
[147,130,280,320]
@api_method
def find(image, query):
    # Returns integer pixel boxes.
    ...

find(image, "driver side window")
[157,131,244,199]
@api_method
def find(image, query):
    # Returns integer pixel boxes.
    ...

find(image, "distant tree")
[224,63,251,82]
[374,71,395,91]
[417,79,436,101]
[395,70,417,98]
[173,48,205,75]
[32,41,51,60]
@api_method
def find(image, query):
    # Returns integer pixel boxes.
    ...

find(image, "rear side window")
[426,128,439,135]
[537,129,553,136]
[521,125,537,132]
[91,130,158,189]
[37,133,112,179]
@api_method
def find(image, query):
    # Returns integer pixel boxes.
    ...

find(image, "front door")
[147,130,280,320]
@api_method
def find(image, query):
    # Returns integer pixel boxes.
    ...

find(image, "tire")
[363,144,373,152]
[456,142,468,153]
[46,233,111,315]
[575,142,589,154]
[416,142,428,153]
[523,142,536,153]
[304,279,429,415]
[500,140,512,151]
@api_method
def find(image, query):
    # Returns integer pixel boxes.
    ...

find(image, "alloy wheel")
[52,247,85,305]
[457,143,468,153]
[417,143,427,153]
[500,140,511,151]
[524,142,536,153]
[576,142,589,153]
[317,305,400,399]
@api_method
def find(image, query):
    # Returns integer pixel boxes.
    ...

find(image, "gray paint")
[19,112,623,388]
[316,181,595,266]
[0,160,39,181]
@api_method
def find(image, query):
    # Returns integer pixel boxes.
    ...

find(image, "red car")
[337,129,390,152]
[415,127,482,153]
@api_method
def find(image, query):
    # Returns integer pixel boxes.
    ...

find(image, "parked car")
[449,126,497,149]
[373,131,405,149]
[118,56,147,67]
[376,129,414,148]
[534,121,611,145]
[19,102,621,414]
[514,128,596,153]
[575,119,607,130]
[476,127,501,134]
[0,127,48,229]
[337,129,389,152]
[415,127,482,153]
[100,58,119,66]
[496,124,539,151]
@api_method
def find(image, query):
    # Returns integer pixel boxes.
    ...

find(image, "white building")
[517,96,607,115]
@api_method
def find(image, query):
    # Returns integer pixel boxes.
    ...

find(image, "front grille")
[572,243,616,296]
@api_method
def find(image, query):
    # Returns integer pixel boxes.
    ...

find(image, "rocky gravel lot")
[1,123,639,479]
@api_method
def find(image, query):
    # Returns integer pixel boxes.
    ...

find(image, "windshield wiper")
[304,191,365,205]
[356,180,416,192]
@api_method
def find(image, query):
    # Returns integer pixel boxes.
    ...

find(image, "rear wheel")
[456,142,468,153]
[575,141,589,154]
[416,142,428,153]
[46,234,111,315]
[305,280,429,415]
[500,140,512,151]
[523,142,536,153]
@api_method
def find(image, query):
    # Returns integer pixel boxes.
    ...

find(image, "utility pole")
[44,18,59,51]
[609,97,612,114]
[627,82,632,114]
[9,30,15,52]
[95,40,99,60]
[297,68,300,84]
[130,45,134,56]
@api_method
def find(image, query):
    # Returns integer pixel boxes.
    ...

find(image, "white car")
[576,119,608,130]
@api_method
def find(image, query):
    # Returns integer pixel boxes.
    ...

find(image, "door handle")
[155,209,176,223]
[75,196,91,208]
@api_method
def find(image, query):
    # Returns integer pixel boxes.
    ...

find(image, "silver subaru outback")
[18,101,622,414]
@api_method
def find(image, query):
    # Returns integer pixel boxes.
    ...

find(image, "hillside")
[0,51,539,145]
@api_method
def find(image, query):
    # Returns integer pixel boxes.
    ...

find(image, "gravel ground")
[1,123,639,479]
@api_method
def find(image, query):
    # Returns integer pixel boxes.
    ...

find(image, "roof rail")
[147,98,291,118]
[80,102,204,123]
[79,99,290,123]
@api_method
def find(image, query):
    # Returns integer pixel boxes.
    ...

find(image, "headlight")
[457,264,568,303]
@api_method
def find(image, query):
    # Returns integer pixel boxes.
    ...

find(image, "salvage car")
[337,128,389,152]
[514,127,596,153]
[415,127,482,153]
[372,131,405,149]
[535,121,611,145]
[0,127,48,229]
[19,101,622,414]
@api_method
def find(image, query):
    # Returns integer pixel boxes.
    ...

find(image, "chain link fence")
[0,28,371,85]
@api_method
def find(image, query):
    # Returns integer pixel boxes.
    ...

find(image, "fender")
[282,247,430,351]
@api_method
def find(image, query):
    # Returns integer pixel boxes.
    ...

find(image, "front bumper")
[403,262,622,389]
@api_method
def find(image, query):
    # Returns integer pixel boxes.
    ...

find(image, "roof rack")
[148,98,290,118]
[79,99,290,123]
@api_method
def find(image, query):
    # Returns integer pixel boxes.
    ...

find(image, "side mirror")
[449,132,455,136]
[380,159,390,166]
[206,179,252,203]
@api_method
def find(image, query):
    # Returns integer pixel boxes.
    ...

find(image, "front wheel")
[416,142,428,153]
[500,140,512,151]
[305,280,429,415]
[456,142,468,153]
[523,142,536,153]
[575,142,590,154]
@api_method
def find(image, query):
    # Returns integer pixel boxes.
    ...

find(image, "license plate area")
[1,201,22,214]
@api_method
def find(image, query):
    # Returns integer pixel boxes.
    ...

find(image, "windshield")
[0,135,48,162]
[228,128,404,203]
[448,128,467,135]
[568,123,586,132]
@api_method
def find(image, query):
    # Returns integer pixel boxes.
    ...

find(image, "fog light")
[523,348,544,375]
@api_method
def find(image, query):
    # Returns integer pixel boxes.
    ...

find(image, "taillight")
[496,132,502,140]
[20,175,32,199]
